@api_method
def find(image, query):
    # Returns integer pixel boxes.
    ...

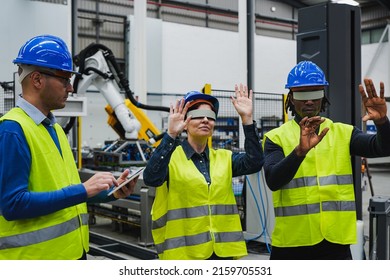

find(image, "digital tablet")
[107,167,145,196]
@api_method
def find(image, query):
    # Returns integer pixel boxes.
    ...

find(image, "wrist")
[241,116,253,125]
[295,146,307,158]
[167,132,178,139]
[374,116,388,125]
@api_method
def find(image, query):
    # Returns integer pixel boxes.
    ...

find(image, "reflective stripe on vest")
[0,108,89,259]
[154,230,244,255]
[0,214,89,250]
[264,118,357,247]
[285,174,353,189]
[152,204,238,230]
[276,174,355,216]
[275,201,356,217]
[155,232,212,254]
[151,146,247,259]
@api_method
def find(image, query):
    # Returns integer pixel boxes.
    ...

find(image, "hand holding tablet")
[107,167,145,196]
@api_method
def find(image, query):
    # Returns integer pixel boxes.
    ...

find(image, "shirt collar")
[16,97,57,126]
[182,139,209,160]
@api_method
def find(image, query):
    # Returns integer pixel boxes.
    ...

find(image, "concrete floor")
[88,163,390,260]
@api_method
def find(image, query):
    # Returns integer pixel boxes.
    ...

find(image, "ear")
[30,72,44,89]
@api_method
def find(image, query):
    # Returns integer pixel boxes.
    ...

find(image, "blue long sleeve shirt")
[143,122,264,187]
[0,98,114,221]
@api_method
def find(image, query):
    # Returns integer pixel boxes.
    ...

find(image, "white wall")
[159,21,296,95]
[362,42,390,91]
[82,18,296,148]
[0,0,72,83]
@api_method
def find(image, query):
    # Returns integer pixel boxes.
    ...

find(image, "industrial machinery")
[69,43,170,248]
[73,43,169,150]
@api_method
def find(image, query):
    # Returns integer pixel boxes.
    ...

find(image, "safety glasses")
[39,71,72,88]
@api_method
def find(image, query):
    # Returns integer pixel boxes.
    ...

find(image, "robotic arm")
[75,50,140,139]
[72,43,169,146]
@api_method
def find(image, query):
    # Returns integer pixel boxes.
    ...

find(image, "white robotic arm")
[75,51,141,139]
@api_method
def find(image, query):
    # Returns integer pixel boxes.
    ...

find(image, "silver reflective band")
[293,90,324,100]
[155,230,244,254]
[187,109,216,120]
[152,204,238,230]
[0,214,89,250]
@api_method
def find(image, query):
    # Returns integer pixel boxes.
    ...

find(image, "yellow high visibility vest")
[151,146,247,260]
[264,118,356,247]
[0,108,89,259]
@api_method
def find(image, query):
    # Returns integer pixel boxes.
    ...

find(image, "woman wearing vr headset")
[143,84,263,260]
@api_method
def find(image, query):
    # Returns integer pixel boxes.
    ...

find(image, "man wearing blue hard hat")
[0,35,137,260]
[143,85,263,260]
[262,60,390,260]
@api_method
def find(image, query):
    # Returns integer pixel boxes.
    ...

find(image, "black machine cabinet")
[368,196,390,260]
[297,2,363,218]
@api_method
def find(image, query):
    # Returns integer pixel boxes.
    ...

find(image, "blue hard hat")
[13,34,79,74]
[184,91,219,116]
[285,61,329,89]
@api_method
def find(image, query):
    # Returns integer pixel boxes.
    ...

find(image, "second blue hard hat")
[285,60,329,89]
[13,34,78,74]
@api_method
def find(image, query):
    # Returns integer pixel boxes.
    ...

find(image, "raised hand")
[231,84,253,125]
[359,78,387,124]
[167,98,192,138]
[295,116,329,157]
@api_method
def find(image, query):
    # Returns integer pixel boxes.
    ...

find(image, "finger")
[113,188,127,199]
[306,116,321,123]
[172,98,181,113]
[318,127,329,141]
[242,85,248,97]
[118,169,130,181]
[176,98,184,114]
[358,84,367,101]
[299,116,308,126]
[380,81,385,99]
[364,79,374,98]
[130,176,139,186]
[239,83,244,97]
[362,114,370,122]
[176,98,181,113]
[94,172,116,186]
[248,89,253,100]
[184,115,192,126]
[117,169,130,185]
[369,79,378,98]
[169,103,174,115]
[230,95,236,105]
[305,116,321,126]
